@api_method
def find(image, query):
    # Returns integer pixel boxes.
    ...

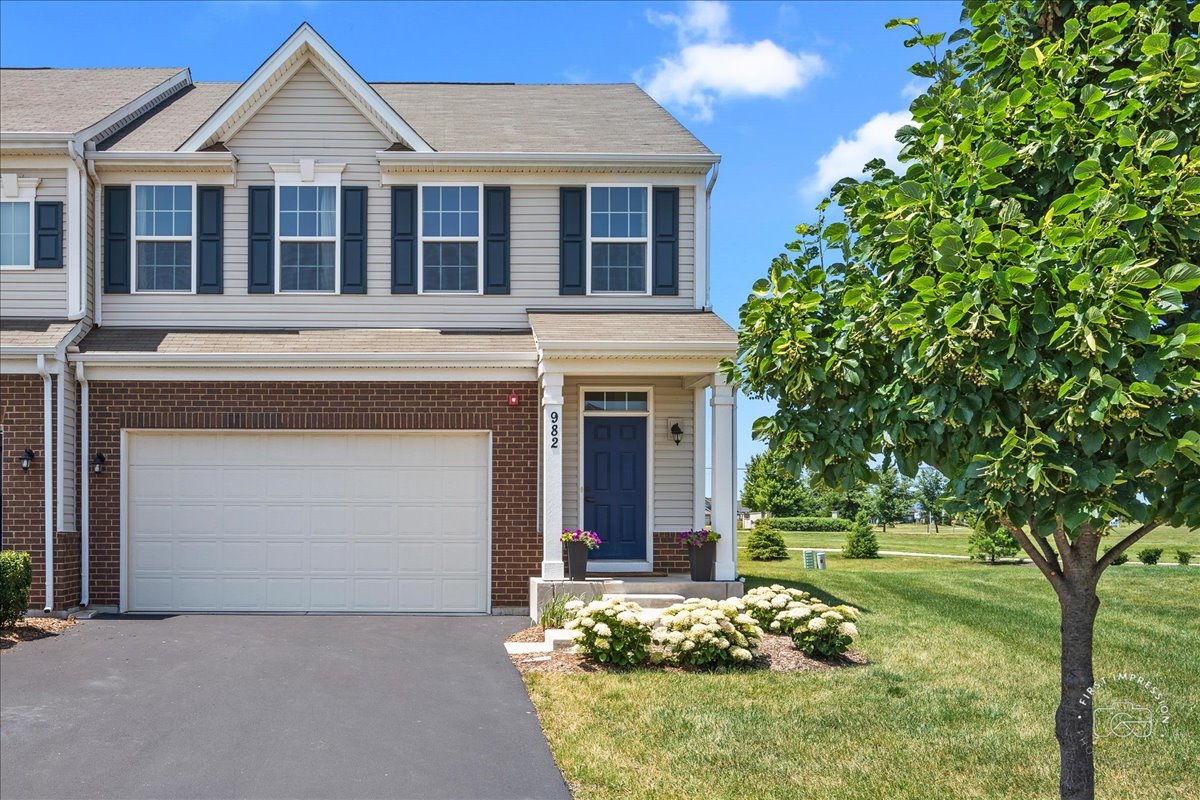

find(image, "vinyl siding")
[562,376,696,535]
[59,368,76,532]
[0,169,68,318]
[98,61,699,328]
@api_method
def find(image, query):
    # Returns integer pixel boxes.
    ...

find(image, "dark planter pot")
[566,541,590,581]
[688,541,717,581]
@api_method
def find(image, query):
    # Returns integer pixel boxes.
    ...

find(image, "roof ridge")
[1,66,184,71]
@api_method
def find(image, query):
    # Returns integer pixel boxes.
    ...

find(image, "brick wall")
[653,532,691,574]
[1,373,81,610]
[85,381,539,608]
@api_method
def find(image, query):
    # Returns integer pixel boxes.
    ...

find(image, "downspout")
[36,355,54,612]
[76,361,90,607]
[87,152,101,327]
[66,141,87,321]
[704,162,720,310]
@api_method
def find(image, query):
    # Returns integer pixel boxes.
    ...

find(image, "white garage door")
[126,431,489,613]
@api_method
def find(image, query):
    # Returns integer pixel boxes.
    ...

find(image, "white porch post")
[541,371,566,579]
[711,374,737,580]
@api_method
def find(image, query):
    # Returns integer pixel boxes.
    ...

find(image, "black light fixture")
[91,452,106,474]
[670,422,684,446]
[19,448,35,471]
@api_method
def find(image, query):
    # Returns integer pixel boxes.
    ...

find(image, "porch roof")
[528,311,737,358]
[0,319,79,352]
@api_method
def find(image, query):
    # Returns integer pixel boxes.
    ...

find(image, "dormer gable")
[178,22,431,153]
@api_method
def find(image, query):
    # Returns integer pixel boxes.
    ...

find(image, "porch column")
[541,371,566,579]
[710,374,737,580]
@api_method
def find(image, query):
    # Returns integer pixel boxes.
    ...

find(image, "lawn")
[767,521,1198,559]
[522,551,1199,800]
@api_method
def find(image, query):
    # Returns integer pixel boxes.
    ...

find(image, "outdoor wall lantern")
[91,452,106,474]
[19,448,35,471]
[670,422,684,446]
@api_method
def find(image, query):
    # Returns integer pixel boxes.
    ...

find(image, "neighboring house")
[737,506,765,529]
[0,24,738,615]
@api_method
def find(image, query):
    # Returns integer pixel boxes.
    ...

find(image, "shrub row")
[0,551,32,628]
[768,516,852,532]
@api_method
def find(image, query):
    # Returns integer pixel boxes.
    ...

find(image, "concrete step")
[611,579,745,600]
[603,592,686,609]
[545,629,580,650]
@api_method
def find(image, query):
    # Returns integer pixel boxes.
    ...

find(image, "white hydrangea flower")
[731,647,752,661]
[580,617,595,628]
[594,622,611,638]
[565,600,584,611]
[808,617,828,632]
[617,611,636,624]
[822,610,844,621]
[594,638,610,650]
[838,622,858,638]
[682,640,695,651]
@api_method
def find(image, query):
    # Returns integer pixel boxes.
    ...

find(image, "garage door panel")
[128,432,489,612]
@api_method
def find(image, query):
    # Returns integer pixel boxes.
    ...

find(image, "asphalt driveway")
[1,615,570,800]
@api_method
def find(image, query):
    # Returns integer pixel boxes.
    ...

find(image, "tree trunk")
[932,516,940,534]
[1057,579,1101,800]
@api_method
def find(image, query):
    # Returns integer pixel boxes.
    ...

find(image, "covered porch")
[528,311,740,611]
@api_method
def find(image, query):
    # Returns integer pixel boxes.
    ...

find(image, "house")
[0,24,738,615]
[737,505,765,529]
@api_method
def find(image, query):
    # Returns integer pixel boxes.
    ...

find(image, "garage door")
[126,431,489,612]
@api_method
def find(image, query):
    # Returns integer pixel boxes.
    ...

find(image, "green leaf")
[1141,33,1170,56]
[898,181,927,203]
[1073,160,1102,180]
[1006,266,1036,284]
[1164,262,1200,292]
[1129,382,1165,397]
[885,17,918,29]
[1018,45,1043,70]
[978,140,1017,169]
[1146,130,1179,152]
[1122,266,1160,289]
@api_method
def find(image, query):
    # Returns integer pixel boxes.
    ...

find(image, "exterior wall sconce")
[91,452,106,474]
[19,448,36,471]
[670,422,684,446]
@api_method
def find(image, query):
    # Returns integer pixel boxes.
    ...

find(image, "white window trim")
[130,182,198,294]
[417,181,484,295]
[586,183,653,296]
[577,384,656,571]
[0,175,40,271]
[271,161,345,296]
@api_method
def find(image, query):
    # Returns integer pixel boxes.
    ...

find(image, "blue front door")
[584,416,647,561]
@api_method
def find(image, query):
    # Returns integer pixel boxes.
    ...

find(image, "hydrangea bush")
[652,598,763,667]
[563,598,651,667]
[791,603,861,659]
[742,584,811,629]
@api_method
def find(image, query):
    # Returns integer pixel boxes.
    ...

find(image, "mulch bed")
[508,628,865,675]
[506,625,546,643]
[0,616,77,652]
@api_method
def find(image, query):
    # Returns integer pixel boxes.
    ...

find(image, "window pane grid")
[136,242,192,292]
[0,201,31,267]
[133,185,192,290]
[421,185,480,293]
[589,187,648,293]
[583,391,649,412]
[135,185,192,237]
[280,241,336,292]
[279,186,336,238]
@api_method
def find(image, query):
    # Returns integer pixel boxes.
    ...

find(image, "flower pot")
[688,541,716,581]
[566,541,590,581]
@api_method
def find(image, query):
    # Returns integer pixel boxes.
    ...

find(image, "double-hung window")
[278,185,338,293]
[0,175,39,270]
[420,184,481,293]
[133,184,195,292]
[588,185,650,294]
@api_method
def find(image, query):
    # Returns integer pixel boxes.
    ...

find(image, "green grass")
[523,550,1199,800]
[768,522,1199,559]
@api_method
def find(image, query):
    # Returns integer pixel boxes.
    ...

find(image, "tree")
[746,519,789,560]
[865,467,912,532]
[968,520,1021,563]
[812,481,868,518]
[740,451,818,517]
[844,512,880,558]
[726,3,1200,798]
[914,467,949,532]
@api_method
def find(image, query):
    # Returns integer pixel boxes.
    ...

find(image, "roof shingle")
[77,327,536,355]
[529,311,736,347]
[0,319,78,350]
[0,68,182,134]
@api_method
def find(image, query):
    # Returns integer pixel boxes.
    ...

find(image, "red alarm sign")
[508,392,521,407]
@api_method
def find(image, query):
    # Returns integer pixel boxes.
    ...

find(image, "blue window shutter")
[247,186,274,294]
[341,186,368,294]
[559,187,585,295]
[33,201,63,268]
[196,186,224,294]
[483,186,510,295]
[652,187,679,296]
[103,186,131,293]
[391,186,417,294]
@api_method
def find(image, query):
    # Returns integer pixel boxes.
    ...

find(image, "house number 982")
[549,410,560,449]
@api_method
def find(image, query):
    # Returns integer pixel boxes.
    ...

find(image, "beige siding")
[562,376,696,535]
[59,368,77,532]
[0,169,68,318]
[98,60,699,329]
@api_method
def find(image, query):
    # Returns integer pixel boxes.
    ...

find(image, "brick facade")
[85,380,539,609]
[653,531,691,574]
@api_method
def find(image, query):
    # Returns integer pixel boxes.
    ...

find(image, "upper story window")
[134,184,194,292]
[0,174,39,271]
[278,185,337,293]
[588,186,649,294]
[420,184,481,293]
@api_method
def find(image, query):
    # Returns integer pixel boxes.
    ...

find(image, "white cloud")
[803,110,912,198]
[641,1,824,122]
[901,79,930,100]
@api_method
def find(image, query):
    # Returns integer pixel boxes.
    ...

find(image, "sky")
[0,0,965,482]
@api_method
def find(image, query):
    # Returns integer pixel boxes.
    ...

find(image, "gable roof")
[0,67,185,135]
[177,22,431,152]
[529,311,736,357]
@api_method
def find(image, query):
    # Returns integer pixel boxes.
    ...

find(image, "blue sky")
[1,0,964,479]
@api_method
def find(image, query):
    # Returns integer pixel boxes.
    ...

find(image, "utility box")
[803,549,816,569]
[816,551,827,570]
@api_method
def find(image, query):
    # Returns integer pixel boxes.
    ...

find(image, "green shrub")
[538,591,577,629]
[790,602,862,659]
[563,598,651,667]
[1104,546,1129,566]
[843,512,879,559]
[741,584,811,629]
[0,551,33,628]
[968,523,1021,563]
[652,597,762,667]
[1176,550,1192,566]
[1137,547,1163,565]
[769,516,851,532]
[746,520,789,561]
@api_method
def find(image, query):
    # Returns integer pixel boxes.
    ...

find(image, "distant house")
[737,505,765,529]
